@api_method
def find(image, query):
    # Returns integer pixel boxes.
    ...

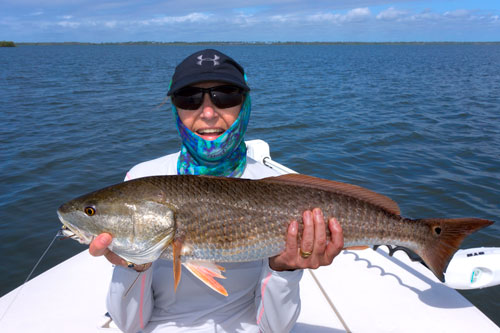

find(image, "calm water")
[1,44,499,324]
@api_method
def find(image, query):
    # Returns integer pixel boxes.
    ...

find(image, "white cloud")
[230,14,260,26]
[345,8,371,22]
[307,13,340,22]
[376,7,408,21]
[375,7,498,25]
[140,13,212,26]
[104,20,117,28]
[408,9,441,21]
[42,12,215,33]
[57,20,80,28]
[444,9,471,18]
[306,8,371,24]
[25,12,214,31]
[268,14,295,23]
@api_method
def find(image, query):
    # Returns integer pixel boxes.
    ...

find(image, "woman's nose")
[200,93,217,119]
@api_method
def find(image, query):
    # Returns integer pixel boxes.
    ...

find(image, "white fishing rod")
[246,139,500,290]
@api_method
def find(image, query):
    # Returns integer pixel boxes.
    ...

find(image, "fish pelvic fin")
[183,261,228,297]
[416,218,493,282]
[172,240,183,293]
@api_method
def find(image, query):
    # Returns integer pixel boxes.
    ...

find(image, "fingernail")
[290,221,298,234]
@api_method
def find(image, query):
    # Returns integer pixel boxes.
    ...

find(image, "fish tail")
[415,218,493,282]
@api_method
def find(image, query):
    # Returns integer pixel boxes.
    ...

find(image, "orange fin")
[416,218,493,282]
[344,246,370,250]
[261,174,401,215]
[172,240,183,292]
[183,261,228,297]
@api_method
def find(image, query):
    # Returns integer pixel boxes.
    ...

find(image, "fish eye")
[84,206,96,216]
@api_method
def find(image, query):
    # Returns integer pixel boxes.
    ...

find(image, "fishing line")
[0,229,61,323]
[124,272,143,298]
[308,269,352,333]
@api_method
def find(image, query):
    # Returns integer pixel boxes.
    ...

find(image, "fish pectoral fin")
[183,260,228,297]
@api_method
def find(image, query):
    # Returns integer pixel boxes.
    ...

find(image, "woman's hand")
[269,208,343,271]
[89,233,126,266]
[89,233,152,272]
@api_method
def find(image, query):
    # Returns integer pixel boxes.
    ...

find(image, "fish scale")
[147,176,439,263]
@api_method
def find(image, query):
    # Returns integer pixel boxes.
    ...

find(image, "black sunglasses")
[172,85,244,110]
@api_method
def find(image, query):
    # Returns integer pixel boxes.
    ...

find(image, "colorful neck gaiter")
[174,94,251,177]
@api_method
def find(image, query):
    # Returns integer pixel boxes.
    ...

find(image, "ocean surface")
[1,44,499,325]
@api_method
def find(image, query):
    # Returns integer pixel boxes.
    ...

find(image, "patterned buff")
[174,93,251,177]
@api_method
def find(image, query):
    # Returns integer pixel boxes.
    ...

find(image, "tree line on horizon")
[0,41,16,47]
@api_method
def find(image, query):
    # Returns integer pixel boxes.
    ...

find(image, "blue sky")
[1,1,499,42]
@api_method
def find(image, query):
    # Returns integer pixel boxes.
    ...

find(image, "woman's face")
[176,81,242,141]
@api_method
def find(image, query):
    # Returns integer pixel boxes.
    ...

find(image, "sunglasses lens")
[172,86,244,110]
[172,87,203,110]
[211,86,243,108]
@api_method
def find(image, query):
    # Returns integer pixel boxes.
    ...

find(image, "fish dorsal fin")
[261,174,400,215]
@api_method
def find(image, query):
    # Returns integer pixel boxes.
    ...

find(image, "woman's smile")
[195,127,226,140]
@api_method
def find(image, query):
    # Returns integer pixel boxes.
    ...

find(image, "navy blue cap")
[167,49,250,96]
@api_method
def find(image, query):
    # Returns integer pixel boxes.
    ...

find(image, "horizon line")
[10,41,500,45]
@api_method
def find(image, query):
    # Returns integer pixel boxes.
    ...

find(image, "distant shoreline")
[14,41,500,46]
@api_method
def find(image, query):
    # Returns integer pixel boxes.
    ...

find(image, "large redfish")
[57,174,493,296]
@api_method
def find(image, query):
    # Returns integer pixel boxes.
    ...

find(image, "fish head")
[57,197,104,245]
[57,179,176,264]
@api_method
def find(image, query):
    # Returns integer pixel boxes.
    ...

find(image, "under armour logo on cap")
[196,54,220,66]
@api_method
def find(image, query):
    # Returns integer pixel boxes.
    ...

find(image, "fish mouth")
[57,211,95,245]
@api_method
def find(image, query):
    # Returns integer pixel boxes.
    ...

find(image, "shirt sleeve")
[106,265,154,333]
[255,259,303,333]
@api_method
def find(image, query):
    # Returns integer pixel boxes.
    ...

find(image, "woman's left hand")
[269,208,343,271]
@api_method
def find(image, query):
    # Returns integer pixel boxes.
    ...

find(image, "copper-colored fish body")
[151,174,491,282]
[57,174,493,293]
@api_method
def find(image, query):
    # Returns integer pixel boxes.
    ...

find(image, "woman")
[89,49,343,332]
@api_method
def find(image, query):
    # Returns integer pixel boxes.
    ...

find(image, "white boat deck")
[1,247,498,333]
[295,248,499,332]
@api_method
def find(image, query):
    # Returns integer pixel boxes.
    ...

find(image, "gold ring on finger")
[300,249,312,259]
